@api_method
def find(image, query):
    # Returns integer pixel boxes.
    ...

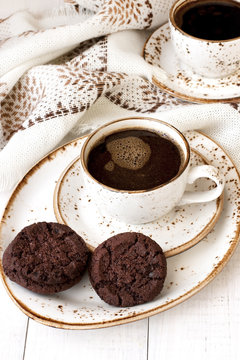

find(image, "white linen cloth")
[0,0,239,191]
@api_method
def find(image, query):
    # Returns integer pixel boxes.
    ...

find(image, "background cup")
[80,117,225,224]
[169,0,240,78]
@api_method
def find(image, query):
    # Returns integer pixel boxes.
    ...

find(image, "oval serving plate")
[0,127,239,329]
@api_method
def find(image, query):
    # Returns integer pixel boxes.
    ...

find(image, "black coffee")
[87,129,182,191]
[174,0,240,40]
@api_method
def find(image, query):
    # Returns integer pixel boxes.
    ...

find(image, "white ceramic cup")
[169,0,240,78]
[80,118,225,224]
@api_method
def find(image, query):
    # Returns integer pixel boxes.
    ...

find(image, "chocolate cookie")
[88,232,167,307]
[2,222,90,294]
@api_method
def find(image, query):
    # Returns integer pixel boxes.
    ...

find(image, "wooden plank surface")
[0,280,28,360]
[24,318,148,360]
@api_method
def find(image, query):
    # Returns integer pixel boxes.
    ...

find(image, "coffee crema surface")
[87,129,182,191]
[174,0,240,40]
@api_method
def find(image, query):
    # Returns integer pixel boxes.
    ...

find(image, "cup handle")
[178,165,225,206]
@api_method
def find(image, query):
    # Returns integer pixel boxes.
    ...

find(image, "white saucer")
[143,23,240,103]
[54,144,223,257]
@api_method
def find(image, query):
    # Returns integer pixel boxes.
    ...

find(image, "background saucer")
[54,147,223,257]
[143,23,240,103]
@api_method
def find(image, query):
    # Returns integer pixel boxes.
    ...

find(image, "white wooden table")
[0,188,240,360]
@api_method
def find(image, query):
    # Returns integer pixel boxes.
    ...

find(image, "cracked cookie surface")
[88,232,167,307]
[3,222,90,294]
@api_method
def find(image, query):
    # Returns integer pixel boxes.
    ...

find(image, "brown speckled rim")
[53,147,224,257]
[80,117,190,194]
[152,76,240,104]
[169,0,240,43]
[0,130,239,330]
[142,25,240,104]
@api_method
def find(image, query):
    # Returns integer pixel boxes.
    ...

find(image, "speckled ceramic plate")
[54,147,223,257]
[143,23,240,103]
[0,129,239,330]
